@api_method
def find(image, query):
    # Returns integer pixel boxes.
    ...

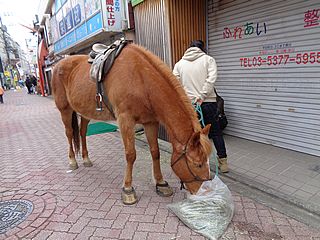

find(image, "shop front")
[207,0,320,156]
[38,0,132,96]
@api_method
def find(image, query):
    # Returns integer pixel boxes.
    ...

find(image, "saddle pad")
[86,122,118,136]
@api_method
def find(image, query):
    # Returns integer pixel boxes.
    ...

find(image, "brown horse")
[51,43,212,204]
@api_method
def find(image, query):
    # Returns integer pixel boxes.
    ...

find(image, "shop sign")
[103,0,123,31]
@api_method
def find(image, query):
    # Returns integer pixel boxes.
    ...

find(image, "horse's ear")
[189,131,201,147]
[202,124,211,136]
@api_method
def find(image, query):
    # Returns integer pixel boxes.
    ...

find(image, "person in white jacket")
[173,40,228,173]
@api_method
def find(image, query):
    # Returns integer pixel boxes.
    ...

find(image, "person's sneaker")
[218,157,229,173]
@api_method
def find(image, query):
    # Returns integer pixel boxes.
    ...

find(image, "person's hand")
[196,98,203,105]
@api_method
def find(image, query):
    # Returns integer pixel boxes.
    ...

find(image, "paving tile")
[1,90,320,240]
[119,221,138,239]
[278,184,298,195]
[300,183,320,195]
[32,230,53,240]
[293,189,314,201]
[93,228,121,238]
[132,231,148,240]
[47,232,77,240]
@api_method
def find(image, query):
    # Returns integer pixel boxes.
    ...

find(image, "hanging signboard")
[102,0,123,31]
[53,0,125,53]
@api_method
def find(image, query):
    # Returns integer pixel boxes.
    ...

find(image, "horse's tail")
[72,111,80,154]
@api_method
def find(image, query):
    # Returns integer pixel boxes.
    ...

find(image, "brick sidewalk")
[1,90,320,240]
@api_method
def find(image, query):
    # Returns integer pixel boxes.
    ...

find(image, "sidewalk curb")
[135,133,320,230]
[220,168,320,216]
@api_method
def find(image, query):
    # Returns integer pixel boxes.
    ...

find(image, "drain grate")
[0,200,33,234]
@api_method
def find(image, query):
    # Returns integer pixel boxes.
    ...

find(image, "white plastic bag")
[167,176,234,240]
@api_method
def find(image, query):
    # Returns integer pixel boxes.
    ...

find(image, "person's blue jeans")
[200,102,227,158]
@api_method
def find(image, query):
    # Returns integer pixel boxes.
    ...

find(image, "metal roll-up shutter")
[134,0,171,66]
[133,0,172,141]
[207,0,320,156]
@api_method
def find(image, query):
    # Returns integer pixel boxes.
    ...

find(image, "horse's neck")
[158,102,195,147]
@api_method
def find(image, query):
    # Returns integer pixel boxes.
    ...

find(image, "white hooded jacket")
[173,47,217,102]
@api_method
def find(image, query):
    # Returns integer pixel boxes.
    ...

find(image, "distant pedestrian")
[25,76,33,94]
[31,75,37,87]
[18,78,24,87]
[0,85,4,104]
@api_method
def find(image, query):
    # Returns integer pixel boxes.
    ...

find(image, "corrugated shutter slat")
[208,0,320,156]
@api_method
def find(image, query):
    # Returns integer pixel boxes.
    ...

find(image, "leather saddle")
[88,39,132,113]
[89,39,131,83]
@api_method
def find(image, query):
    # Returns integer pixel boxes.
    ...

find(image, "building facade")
[38,0,320,157]
[207,0,320,156]
[0,20,28,88]
[38,0,134,95]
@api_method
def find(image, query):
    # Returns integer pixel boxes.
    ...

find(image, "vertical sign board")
[102,0,123,32]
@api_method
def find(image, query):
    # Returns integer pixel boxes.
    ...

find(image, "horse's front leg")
[144,122,173,197]
[118,115,138,205]
[80,116,93,167]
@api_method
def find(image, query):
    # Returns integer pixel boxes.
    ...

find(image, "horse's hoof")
[69,163,79,170]
[121,187,138,205]
[156,181,173,197]
[83,161,93,167]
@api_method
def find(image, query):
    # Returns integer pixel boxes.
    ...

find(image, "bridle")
[171,136,212,190]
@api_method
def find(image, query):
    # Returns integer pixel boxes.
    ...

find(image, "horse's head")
[171,124,213,194]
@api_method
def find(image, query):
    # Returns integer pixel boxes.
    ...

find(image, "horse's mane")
[131,44,201,132]
[131,44,212,155]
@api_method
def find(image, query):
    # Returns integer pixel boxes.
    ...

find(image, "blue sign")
[75,22,87,41]
[60,37,67,50]
[54,40,61,52]
[54,11,104,53]
[59,19,66,36]
[73,4,82,26]
[65,10,74,32]
[86,12,102,35]
[65,31,76,46]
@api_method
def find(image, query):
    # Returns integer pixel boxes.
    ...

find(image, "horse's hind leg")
[60,109,79,170]
[144,122,173,197]
[80,116,93,167]
[118,114,138,205]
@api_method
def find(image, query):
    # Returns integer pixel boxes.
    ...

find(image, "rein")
[171,136,212,190]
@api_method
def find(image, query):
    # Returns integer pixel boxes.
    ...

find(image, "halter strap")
[171,135,212,190]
